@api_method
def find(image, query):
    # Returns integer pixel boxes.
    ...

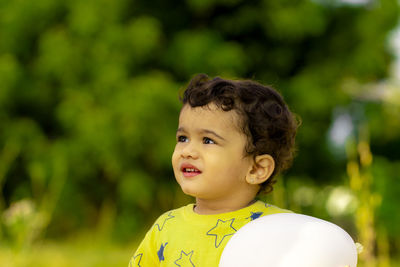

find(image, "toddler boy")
[129,74,299,266]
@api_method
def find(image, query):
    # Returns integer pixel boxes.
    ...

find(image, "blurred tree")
[0,1,399,263]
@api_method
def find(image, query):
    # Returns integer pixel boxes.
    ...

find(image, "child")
[129,74,299,266]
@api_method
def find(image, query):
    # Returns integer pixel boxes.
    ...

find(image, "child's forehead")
[179,104,243,131]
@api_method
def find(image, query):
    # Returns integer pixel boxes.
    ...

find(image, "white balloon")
[219,213,357,267]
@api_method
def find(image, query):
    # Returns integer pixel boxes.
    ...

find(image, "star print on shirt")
[155,212,175,231]
[246,211,263,221]
[265,203,272,208]
[129,253,143,267]
[206,218,237,248]
[174,250,195,266]
[158,242,168,261]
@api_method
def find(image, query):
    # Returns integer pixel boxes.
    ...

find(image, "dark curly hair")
[181,74,300,194]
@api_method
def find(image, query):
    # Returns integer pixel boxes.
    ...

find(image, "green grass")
[0,234,137,267]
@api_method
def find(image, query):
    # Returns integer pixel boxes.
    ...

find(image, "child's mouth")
[181,165,202,177]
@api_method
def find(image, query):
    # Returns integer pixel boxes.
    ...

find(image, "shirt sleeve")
[129,225,159,267]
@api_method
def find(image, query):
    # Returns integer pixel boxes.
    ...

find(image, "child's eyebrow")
[176,127,186,134]
[200,129,226,141]
[176,127,226,141]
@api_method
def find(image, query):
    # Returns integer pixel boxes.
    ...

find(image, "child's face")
[172,103,255,204]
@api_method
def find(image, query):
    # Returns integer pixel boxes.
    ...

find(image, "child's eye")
[177,135,188,143]
[203,137,216,144]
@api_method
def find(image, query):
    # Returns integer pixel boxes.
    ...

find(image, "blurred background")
[0,0,399,266]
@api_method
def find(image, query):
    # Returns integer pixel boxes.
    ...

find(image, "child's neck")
[194,198,257,215]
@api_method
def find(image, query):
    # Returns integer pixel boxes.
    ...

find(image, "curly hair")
[181,74,300,194]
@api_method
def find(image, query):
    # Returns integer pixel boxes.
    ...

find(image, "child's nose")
[181,142,199,159]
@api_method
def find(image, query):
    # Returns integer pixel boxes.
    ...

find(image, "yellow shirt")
[129,201,291,266]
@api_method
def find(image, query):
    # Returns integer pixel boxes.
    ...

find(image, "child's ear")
[246,154,275,185]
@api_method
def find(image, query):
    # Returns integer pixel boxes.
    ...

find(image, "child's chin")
[180,186,198,198]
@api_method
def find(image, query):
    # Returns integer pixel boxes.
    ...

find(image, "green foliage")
[166,30,247,77]
[0,0,400,264]
[373,157,400,236]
